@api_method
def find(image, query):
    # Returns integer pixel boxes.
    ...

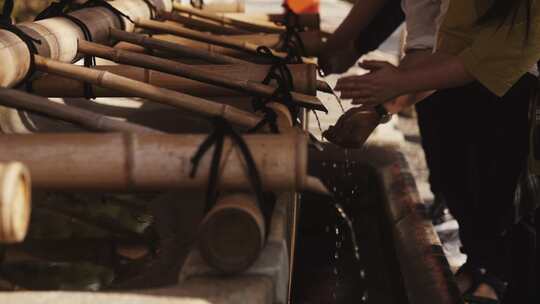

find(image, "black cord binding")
[251,46,298,130]
[190,117,267,215]
[275,3,306,63]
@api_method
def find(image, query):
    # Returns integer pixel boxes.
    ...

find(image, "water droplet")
[361,291,369,302]
[360,269,366,279]
[333,268,338,275]
[332,163,337,168]
[334,251,339,259]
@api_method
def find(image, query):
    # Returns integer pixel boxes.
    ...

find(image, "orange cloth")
[286,0,320,14]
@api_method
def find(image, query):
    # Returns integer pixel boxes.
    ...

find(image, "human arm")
[335,52,474,111]
[318,0,393,74]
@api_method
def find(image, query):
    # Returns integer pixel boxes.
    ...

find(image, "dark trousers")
[417,74,536,280]
[416,93,445,195]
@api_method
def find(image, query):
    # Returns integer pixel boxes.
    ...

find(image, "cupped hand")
[334,60,405,106]
[322,107,381,149]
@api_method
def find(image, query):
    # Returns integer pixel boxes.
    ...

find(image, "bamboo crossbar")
[171,4,285,34]
[0,88,159,134]
[34,55,261,129]
[77,41,323,110]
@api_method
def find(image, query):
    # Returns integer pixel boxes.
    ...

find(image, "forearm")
[385,52,474,113]
[398,52,475,94]
[325,0,388,49]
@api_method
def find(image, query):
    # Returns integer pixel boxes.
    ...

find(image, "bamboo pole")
[135,19,294,59]
[198,193,265,274]
[177,0,245,13]
[110,28,246,64]
[225,12,321,31]
[0,132,330,194]
[161,11,250,35]
[31,63,317,95]
[171,4,285,34]
[129,32,323,59]
[77,41,322,110]
[0,97,292,135]
[0,0,173,88]
[0,87,159,134]
[33,55,261,129]
[0,162,31,244]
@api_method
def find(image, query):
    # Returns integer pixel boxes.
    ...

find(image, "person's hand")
[322,107,381,149]
[335,60,406,106]
[318,42,362,75]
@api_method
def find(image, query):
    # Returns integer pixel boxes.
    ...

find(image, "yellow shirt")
[437,0,540,96]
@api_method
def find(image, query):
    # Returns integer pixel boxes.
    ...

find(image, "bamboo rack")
[33,55,261,129]
[0,162,31,244]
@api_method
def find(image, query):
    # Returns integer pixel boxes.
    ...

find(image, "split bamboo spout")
[33,55,261,129]
[0,162,31,244]
[0,131,328,194]
[77,41,324,111]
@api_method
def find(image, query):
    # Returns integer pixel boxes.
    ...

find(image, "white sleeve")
[401,0,441,50]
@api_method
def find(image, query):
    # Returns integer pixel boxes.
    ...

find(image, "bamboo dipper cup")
[198,193,265,274]
[0,162,31,243]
